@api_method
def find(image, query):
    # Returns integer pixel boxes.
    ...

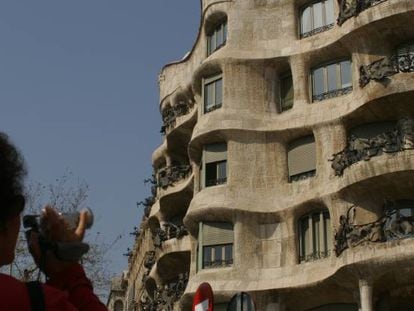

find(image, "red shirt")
[0,264,107,310]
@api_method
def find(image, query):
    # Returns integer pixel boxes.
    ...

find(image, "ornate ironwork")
[160,100,195,135]
[157,165,191,189]
[205,177,227,187]
[152,222,188,248]
[139,273,189,311]
[337,0,387,26]
[137,175,157,218]
[334,200,414,256]
[359,53,414,87]
[312,86,353,102]
[143,251,156,270]
[299,250,331,263]
[330,118,414,176]
[289,170,316,183]
[301,23,334,39]
[205,102,222,113]
[130,226,141,238]
[123,248,133,258]
[203,258,233,269]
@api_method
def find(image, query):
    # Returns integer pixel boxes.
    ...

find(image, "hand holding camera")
[24,206,94,278]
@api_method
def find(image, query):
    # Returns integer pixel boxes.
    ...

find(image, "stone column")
[359,279,373,311]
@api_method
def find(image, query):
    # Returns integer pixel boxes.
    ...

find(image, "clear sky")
[0,0,200,281]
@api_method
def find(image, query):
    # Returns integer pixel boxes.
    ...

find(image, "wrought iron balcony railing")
[312,86,353,102]
[359,53,414,87]
[205,177,227,187]
[330,118,414,176]
[337,0,387,26]
[139,273,189,311]
[160,100,194,135]
[152,223,188,248]
[335,200,414,256]
[157,165,191,189]
[301,23,334,39]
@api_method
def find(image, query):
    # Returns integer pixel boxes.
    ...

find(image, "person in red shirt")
[0,132,107,311]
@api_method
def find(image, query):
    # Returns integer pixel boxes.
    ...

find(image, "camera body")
[23,208,94,262]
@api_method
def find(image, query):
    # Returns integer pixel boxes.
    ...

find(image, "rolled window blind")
[204,143,227,163]
[288,135,316,177]
[203,222,234,246]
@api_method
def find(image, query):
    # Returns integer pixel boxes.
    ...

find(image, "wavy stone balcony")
[160,100,195,135]
[337,0,388,26]
[157,165,191,192]
[140,272,189,311]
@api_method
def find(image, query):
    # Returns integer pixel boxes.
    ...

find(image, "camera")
[23,208,94,262]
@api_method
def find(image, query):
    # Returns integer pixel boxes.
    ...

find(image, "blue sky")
[0,0,199,279]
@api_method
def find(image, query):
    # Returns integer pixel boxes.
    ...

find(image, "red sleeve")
[46,263,107,311]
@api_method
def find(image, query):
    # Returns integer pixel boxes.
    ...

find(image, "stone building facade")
[110,0,414,310]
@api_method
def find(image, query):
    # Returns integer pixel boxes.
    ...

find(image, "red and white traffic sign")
[192,282,214,311]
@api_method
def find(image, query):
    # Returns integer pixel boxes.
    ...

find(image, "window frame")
[311,59,353,102]
[201,142,228,189]
[279,72,294,112]
[287,135,316,182]
[207,18,228,56]
[198,222,234,271]
[298,209,331,263]
[202,74,223,114]
[299,0,335,39]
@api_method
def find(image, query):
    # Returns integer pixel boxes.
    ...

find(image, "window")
[311,59,352,102]
[198,222,234,269]
[114,300,124,311]
[201,143,227,188]
[300,0,335,38]
[207,19,227,56]
[280,73,294,112]
[203,75,223,113]
[298,210,331,263]
[288,135,316,182]
[397,42,414,57]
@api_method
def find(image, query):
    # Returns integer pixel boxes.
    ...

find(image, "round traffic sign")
[192,282,214,311]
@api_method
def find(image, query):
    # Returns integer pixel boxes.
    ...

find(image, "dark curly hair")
[0,133,26,228]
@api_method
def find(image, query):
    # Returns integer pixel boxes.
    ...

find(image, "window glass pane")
[207,35,213,55]
[281,75,294,111]
[214,246,222,263]
[204,82,214,110]
[224,244,233,263]
[325,0,335,25]
[340,60,352,88]
[210,32,216,53]
[203,246,212,267]
[205,162,218,187]
[327,63,338,92]
[313,67,325,96]
[216,26,223,48]
[313,2,324,29]
[324,212,331,252]
[312,213,321,253]
[217,161,227,183]
[215,78,223,106]
[301,7,312,35]
[300,217,310,258]
[223,21,227,42]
